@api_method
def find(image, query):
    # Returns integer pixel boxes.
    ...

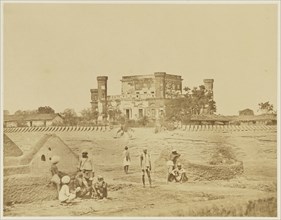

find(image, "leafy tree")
[80,108,99,124]
[108,108,122,122]
[207,99,217,114]
[14,109,38,115]
[258,102,275,114]
[14,110,24,115]
[165,84,216,123]
[61,108,78,126]
[37,106,55,114]
[107,99,122,123]
[14,107,55,115]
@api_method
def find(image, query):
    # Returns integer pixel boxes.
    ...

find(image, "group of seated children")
[49,152,108,204]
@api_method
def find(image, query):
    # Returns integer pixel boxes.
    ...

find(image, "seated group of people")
[49,150,108,204]
[168,163,188,183]
[167,149,188,183]
[74,171,108,200]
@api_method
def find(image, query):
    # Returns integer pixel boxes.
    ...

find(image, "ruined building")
[90,72,214,120]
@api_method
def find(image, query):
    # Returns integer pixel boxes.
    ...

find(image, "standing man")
[123,146,131,174]
[78,149,94,193]
[140,148,152,188]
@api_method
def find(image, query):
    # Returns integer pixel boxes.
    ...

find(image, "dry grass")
[187,197,277,217]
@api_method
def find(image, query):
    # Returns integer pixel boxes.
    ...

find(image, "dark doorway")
[126,109,130,119]
[139,109,143,118]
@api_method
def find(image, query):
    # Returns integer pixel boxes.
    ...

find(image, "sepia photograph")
[1,0,280,218]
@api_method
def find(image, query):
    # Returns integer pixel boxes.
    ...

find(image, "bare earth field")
[3,127,277,217]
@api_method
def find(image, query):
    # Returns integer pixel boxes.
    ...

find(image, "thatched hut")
[4,134,78,176]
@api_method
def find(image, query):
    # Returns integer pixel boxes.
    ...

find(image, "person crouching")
[167,149,181,183]
[172,163,188,183]
[92,176,108,200]
[59,176,80,204]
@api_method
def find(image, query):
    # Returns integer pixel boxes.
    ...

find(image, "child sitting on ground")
[74,171,93,198]
[59,175,81,204]
[92,176,108,200]
[171,163,188,183]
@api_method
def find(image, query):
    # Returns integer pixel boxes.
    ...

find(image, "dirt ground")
[3,128,278,217]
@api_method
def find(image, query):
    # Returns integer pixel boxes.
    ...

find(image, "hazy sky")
[3,3,278,115]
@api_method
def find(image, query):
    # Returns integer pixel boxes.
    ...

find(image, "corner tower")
[154,72,166,98]
[203,79,214,91]
[90,89,98,111]
[204,79,214,99]
[97,76,108,116]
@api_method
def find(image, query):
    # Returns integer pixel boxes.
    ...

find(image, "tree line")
[4,85,276,127]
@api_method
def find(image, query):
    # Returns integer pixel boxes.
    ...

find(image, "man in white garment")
[140,148,152,188]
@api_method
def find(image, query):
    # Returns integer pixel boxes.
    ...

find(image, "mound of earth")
[209,144,238,165]
[4,134,23,157]
[4,175,58,204]
[154,146,244,181]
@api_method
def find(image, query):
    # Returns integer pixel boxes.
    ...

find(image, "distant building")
[4,113,63,127]
[190,113,277,125]
[238,113,277,125]
[3,115,21,127]
[90,72,214,120]
[239,109,254,116]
